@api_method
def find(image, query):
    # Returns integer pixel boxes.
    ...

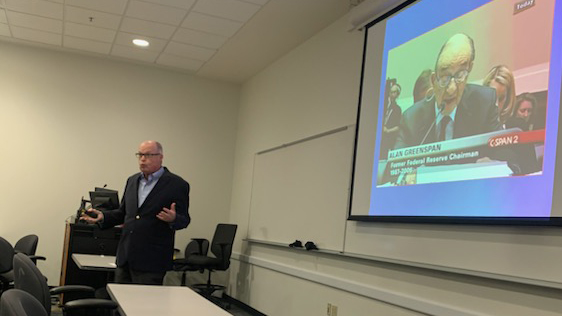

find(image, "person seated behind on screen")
[483,65,516,129]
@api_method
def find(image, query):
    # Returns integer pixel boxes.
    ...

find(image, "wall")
[0,41,239,283]
[228,13,562,316]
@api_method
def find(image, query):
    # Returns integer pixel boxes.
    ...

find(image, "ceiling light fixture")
[132,39,150,48]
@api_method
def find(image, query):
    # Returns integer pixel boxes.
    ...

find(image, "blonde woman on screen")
[483,65,516,128]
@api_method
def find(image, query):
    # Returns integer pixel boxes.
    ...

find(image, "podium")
[59,222,121,302]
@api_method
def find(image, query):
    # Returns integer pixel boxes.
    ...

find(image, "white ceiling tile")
[0,23,11,37]
[65,6,121,30]
[111,44,160,62]
[7,11,62,33]
[5,0,62,19]
[173,28,227,49]
[11,25,61,45]
[0,9,7,23]
[120,17,176,39]
[64,22,115,43]
[126,1,187,26]
[192,0,260,22]
[64,35,111,54]
[165,41,215,61]
[65,0,128,15]
[0,0,348,83]
[141,0,196,10]
[240,0,269,5]
[157,53,204,71]
[115,32,167,52]
[182,12,243,38]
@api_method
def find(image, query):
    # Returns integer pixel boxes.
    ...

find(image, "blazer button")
[136,215,140,219]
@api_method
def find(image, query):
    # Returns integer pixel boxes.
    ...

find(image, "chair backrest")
[0,237,14,274]
[210,224,237,270]
[0,289,48,316]
[184,239,209,258]
[12,253,51,315]
[14,236,38,256]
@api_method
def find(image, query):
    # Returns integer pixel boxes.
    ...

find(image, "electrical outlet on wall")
[327,303,338,316]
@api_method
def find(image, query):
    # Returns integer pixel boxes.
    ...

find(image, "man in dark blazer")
[394,33,500,149]
[82,140,190,285]
[394,83,500,148]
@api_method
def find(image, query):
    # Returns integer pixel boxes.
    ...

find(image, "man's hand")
[79,208,104,224]
[157,203,177,223]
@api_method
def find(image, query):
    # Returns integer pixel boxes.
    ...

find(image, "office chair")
[186,224,237,300]
[2,235,48,292]
[14,235,46,265]
[12,253,118,316]
[173,238,210,286]
[0,237,15,294]
[0,289,48,316]
[0,234,47,294]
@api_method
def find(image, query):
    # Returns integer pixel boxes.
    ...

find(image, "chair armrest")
[191,238,208,255]
[13,251,47,264]
[172,258,190,269]
[50,285,95,296]
[27,255,46,261]
[64,298,118,311]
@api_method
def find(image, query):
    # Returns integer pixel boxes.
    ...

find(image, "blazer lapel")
[131,173,140,209]
[454,86,474,139]
[419,100,438,144]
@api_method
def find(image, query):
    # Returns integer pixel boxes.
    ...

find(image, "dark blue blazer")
[101,167,190,272]
[394,84,500,149]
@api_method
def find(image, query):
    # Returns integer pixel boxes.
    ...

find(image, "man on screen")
[394,33,500,149]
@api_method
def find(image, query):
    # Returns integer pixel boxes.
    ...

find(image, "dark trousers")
[115,264,166,285]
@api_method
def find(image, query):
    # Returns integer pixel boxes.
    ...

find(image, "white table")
[107,283,232,316]
[71,254,117,271]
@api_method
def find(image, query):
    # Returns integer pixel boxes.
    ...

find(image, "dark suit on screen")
[100,167,190,273]
[394,84,500,149]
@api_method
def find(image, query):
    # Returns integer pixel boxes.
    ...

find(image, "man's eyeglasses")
[135,152,161,158]
[436,69,469,88]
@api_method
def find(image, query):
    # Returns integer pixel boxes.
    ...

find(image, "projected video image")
[377,0,553,187]
[350,0,562,219]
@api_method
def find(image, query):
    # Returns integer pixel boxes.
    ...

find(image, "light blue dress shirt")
[138,167,165,207]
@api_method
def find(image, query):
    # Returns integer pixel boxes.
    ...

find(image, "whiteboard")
[344,221,562,286]
[247,126,355,251]
[246,125,562,287]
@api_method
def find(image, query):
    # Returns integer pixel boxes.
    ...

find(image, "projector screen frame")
[348,0,562,226]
